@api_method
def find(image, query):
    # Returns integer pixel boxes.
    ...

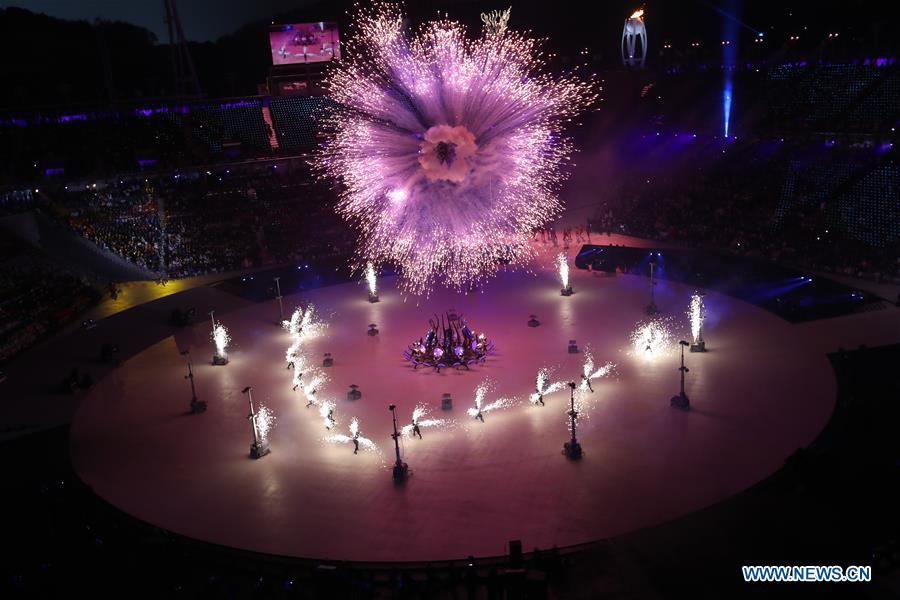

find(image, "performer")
[582,373,594,393]
[475,409,484,423]
[352,431,360,454]
[325,408,335,430]
[412,419,422,439]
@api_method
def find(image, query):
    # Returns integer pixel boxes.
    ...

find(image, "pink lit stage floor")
[70,264,837,562]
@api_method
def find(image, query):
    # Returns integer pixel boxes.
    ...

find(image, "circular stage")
[70,259,835,562]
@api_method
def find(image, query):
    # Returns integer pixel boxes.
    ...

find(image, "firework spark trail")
[557,252,569,288]
[467,381,518,418]
[580,348,616,390]
[288,352,309,386]
[319,400,337,430]
[255,404,275,445]
[326,417,381,455]
[283,305,326,343]
[400,404,449,438]
[297,371,329,407]
[315,3,597,295]
[212,323,230,359]
[689,293,706,344]
[529,367,566,404]
[283,305,327,396]
[629,318,674,359]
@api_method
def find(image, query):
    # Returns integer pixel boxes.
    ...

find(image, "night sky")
[0,0,317,42]
[0,0,874,50]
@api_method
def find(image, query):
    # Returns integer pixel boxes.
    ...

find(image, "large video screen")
[269,22,340,66]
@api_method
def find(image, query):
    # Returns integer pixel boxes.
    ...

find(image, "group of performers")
[404,311,493,371]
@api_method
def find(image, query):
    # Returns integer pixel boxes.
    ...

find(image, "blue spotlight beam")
[721,0,739,138]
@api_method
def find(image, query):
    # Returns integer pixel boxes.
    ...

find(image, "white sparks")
[315,2,596,296]
[689,293,706,345]
[319,400,337,430]
[326,416,380,455]
[365,262,377,296]
[530,367,566,404]
[400,404,449,438]
[629,318,674,360]
[468,380,517,418]
[255,404,275,445]
[283,304,325,344]
[557,252,569,289]
[212,322,230,359]
[581,347,615,391]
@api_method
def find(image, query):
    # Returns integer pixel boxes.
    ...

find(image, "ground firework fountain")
[689,292,707,352]
[558,252,573,296]
[366,262,379,303]
[315,3,596,295]
[209,312,230,365]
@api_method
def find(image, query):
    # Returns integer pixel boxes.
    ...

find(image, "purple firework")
[316,3,597,295]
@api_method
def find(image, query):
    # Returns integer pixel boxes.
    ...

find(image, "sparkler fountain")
[283,304,325,346]
[671,340,691,410]
[389,404,409,482]
[242,386,272,458]
[209,311,230,365]
[689,292,707,352]
[530,368,566,406]
[327,417,379,456]
[181,350,206,414]
[558,252,573,296]
[563,382,583,459]
[468,381,516,422]
[301,372,327,407]
[319,400,336,430]
[284,305,326,383]
[401,404,448,439]
[366,262,379,303]
[581,348,615,393]
[314,3,596,296]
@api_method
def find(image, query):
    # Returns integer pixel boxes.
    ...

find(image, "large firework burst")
[317,3,596,295]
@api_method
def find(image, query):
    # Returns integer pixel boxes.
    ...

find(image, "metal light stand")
[182,350,206,414]
[389,404,409,482]
[670,341,691,410]
[563,382,582,459]
[645,258,659,314]
[243,386,270,458]
[274,277,284,324]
